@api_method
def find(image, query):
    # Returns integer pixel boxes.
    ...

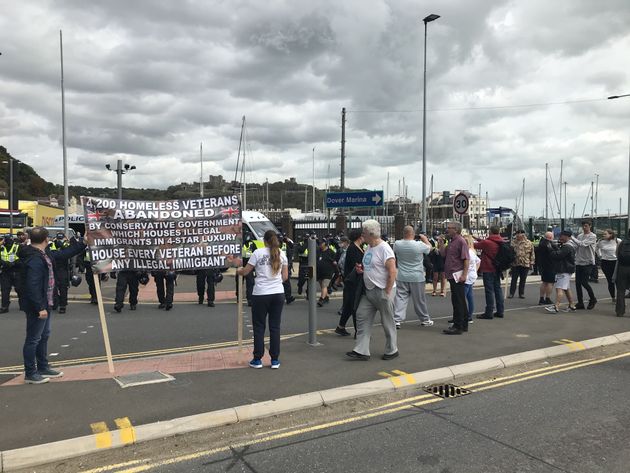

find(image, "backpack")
[492,240,516,272]
[618,240,630,266]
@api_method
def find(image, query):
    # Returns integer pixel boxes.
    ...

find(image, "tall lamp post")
[421,13,440,233]
[608,93,630,230]
[105,160,136,199]
[2,158,14,234]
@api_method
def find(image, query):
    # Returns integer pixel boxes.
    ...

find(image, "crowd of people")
[13,218,630,380]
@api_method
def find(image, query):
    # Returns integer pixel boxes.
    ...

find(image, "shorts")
[554,273,571,291]
[541,269,555,284]
[318,278,331,287]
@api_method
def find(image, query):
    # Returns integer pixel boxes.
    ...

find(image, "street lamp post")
[2,158,14,234]
[105,159,136,199]
[608,93,630,230]
[421,13,440,234]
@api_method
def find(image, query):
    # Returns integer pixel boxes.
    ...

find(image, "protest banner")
[81,195,243,376]
[81,195,242,273]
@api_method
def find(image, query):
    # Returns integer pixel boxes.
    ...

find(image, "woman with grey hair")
[346,219,399,361]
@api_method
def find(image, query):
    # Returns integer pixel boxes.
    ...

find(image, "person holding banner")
[237,230,288,369]
[19,227,83,384]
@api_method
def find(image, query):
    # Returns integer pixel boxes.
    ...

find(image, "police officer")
[295,234,310,295]
[236,237,256,306]
[48,232,72,313]
[152,270,176,310]
[114,270,140,313]
[197,268,220,307]
[0,235,21,313]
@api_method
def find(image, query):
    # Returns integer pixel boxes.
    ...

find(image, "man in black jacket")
[19,227,84,384]
[545,230,576,314]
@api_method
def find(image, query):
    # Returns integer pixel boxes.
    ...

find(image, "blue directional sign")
[326,191,384,208]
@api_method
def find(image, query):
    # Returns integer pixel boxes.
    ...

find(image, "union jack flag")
[221,207,240,217]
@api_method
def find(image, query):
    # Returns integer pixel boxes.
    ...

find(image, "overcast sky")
[1,0,629,218]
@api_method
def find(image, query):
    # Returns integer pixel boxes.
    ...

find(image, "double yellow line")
[90,418,136,449]
[84,350,630,473]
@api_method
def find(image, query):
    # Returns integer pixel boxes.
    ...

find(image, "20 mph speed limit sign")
[453,192,469,215]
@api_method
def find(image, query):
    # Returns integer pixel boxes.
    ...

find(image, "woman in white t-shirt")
[237,230,288,369]
[463,235,481,322]
[597,228,620,301]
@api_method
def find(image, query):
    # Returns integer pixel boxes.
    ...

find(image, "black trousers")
[575,265,596,304]
[85,263,96,300]
[297,262,308,292]
[53,270,69,308]
[251,293,284,360]
[196,269,216,302]
[601,259,616,299]
[449,279,468,331]
[115,271,139,307]
[154,273,175,305]
[615,265,630,316]
[509,266,529,296]
[0,268,21,308]
[283,279,292,301]
[339,280,357,328]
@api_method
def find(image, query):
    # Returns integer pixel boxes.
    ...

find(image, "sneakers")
[544,298,553,304]
[249,359,263,369]
[346,350,370,361]
[420,320,434,327]
[587,299,597,310]
[545,305,559,313]
[395,322,401,329]
[271,360,281,369]
[574,302,586,310]
[25,373,49,384]
[562,306,577,313]
[38,368,64,378]
[382,351,399,360]
[317,298,324,307]
[538,298,546,305]
[335,326,351,336]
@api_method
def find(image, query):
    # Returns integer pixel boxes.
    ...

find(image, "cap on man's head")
[560,230,572,237]
[56,232,65,239]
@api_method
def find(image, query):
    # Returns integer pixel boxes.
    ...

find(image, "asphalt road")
[28,343,630,473]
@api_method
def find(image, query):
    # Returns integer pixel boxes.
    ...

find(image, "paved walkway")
[1,345,261,386]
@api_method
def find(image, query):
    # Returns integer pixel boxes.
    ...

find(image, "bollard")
[307,236,319,345]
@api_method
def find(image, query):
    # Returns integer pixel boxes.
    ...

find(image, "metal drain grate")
[424,383,471,399]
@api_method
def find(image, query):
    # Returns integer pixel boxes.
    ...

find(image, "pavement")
[0,272,628,471]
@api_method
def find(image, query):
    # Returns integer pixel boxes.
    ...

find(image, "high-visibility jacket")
[0,243,19,263]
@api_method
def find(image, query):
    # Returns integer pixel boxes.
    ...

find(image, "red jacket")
[474,234,505,273]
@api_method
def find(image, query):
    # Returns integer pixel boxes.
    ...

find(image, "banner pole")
[237,274,243,347]
[93,273,115,374]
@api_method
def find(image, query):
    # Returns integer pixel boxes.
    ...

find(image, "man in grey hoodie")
[571,219,597,310]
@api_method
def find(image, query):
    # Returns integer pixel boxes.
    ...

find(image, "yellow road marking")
[92,350,630,473]
[115,417,136,445]
[104,398,444,473]
[552,339,586,351]
[90,421,112,449]
[81,459,148,473]
[378,371,403,387]
[392,369,416,385]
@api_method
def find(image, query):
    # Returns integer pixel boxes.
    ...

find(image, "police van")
[241,211,281,248]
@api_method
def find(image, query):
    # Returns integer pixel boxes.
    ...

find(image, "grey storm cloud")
[0,0,629,217]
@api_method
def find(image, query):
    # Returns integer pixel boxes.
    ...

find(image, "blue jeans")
[465,284,474,320]
[23,310,52,376]
[482,272,504,317]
